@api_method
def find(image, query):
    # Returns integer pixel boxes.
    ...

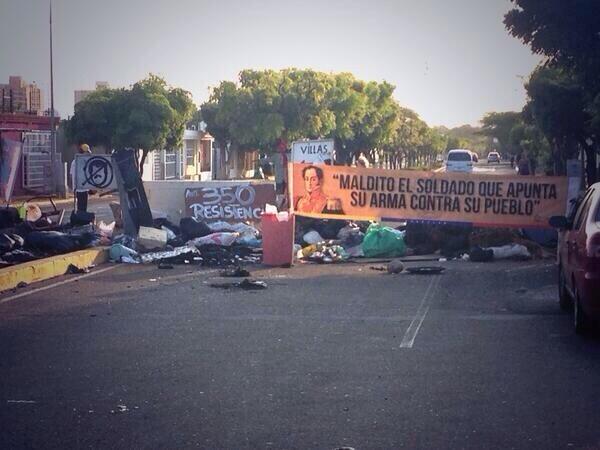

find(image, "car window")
[573,189,595,230]
[448,152,471,162]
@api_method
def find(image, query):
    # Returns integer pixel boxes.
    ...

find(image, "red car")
[551,182,600,334]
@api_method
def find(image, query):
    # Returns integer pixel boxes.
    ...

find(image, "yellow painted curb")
[0,247,110,292]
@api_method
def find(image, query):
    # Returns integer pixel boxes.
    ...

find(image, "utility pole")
[49,0,57,193]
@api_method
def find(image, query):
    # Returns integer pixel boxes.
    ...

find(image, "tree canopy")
[201,68,444,167]
[504,0,600,182]
[66,74,196,173]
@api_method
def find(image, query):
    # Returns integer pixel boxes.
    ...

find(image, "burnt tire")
[558,265,572,311]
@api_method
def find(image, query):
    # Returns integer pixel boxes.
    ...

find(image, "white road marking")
[400,275,441,348]
[7,400,36,404]
[0,265,118,304]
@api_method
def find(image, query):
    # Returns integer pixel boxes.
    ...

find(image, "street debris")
[387,259,405,274]
[404,266,445,275]
[0,151,560,276]
[220,266,251,277]
[65,263,90,275]
[209,278,268,290]
[111,404,129,414]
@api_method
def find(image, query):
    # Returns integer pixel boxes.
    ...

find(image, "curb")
[0,247,110,292]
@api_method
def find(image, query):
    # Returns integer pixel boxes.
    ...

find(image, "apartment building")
[0,76,43,114]
[74,81,110,106]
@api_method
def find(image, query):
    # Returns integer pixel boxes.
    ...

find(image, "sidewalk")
[8,194,117,208]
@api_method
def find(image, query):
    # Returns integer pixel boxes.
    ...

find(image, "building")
[74,81,110,106]
[0,76,43,115]
[142,129,216,182]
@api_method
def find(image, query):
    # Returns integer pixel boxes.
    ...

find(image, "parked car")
[550,183,600,334]
[445,149,474,172]
[487,151,500,164]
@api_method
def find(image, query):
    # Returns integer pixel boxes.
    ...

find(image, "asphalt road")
[1,258,599,449]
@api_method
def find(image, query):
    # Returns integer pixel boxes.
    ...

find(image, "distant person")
[517,152,531,176]
[356,153,370,168]
[510,155,515,168]
[70,143,92,212]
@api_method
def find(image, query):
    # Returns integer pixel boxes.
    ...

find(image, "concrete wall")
[144,179,275,223]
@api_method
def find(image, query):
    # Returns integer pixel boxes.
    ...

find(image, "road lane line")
[400,275,440,348]
[0,265,118,304]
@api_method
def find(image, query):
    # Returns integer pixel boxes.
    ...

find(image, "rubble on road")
[293,215,554,266]
[0,188,557,274]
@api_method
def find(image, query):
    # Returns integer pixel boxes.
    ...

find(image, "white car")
[487,151,500,164]
[445,149,474,172]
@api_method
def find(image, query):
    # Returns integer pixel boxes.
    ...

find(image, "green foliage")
[504,0,600,181]
[504,0,600,91]
[436,125,488,154]
[479,112,523,154]
[66,74,196,171]
[201,68,437,168]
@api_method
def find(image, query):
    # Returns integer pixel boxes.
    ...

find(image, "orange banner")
[289,163,569,228]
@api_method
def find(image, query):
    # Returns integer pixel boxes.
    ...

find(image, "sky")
[0,0,542,128]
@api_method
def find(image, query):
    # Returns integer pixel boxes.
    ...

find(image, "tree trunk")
[139,149,149,178]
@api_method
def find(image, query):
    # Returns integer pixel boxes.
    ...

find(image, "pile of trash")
[0,206,102,268]
[295,217,408,263]
[294,216,555,265]
[0,196,557,271]
[108,218,262,268]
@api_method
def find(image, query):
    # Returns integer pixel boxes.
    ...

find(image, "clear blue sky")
[0,0,541,128]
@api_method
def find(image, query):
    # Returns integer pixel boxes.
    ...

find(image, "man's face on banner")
[304,168,322,194]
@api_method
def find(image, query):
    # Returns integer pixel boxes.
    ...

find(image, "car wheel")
[574,287,590,335]
[558,265,571,311]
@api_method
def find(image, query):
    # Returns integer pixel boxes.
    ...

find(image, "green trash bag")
[361,223,406,258]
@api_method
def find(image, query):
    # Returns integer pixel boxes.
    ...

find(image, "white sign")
[74,154,117,191]
[291,139,334,164]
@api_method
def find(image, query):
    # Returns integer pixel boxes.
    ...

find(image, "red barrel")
[261,212,295,266]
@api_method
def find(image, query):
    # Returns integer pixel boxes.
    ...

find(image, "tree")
[504,0,600,92]
[201,69,401,164]
[504,0,600,182]
[66,75,195,176]
[524,65,595,178]
[66,88,122,151]
[479,112,523,155]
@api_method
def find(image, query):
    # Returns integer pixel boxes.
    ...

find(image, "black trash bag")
[311,219,347,240]
[405,222,442,254]
[34,216,53,228]
[469,246,494,262]
[153,218,180,235]
[2,249,38,264]
[0,207,22,229]
[70,210,96,226]
[0,234,16,254]
[439,224,472,258]
[25,231,96,255]
[179,217,212,240]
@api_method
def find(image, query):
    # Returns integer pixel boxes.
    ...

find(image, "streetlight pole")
[49,0,57,193]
